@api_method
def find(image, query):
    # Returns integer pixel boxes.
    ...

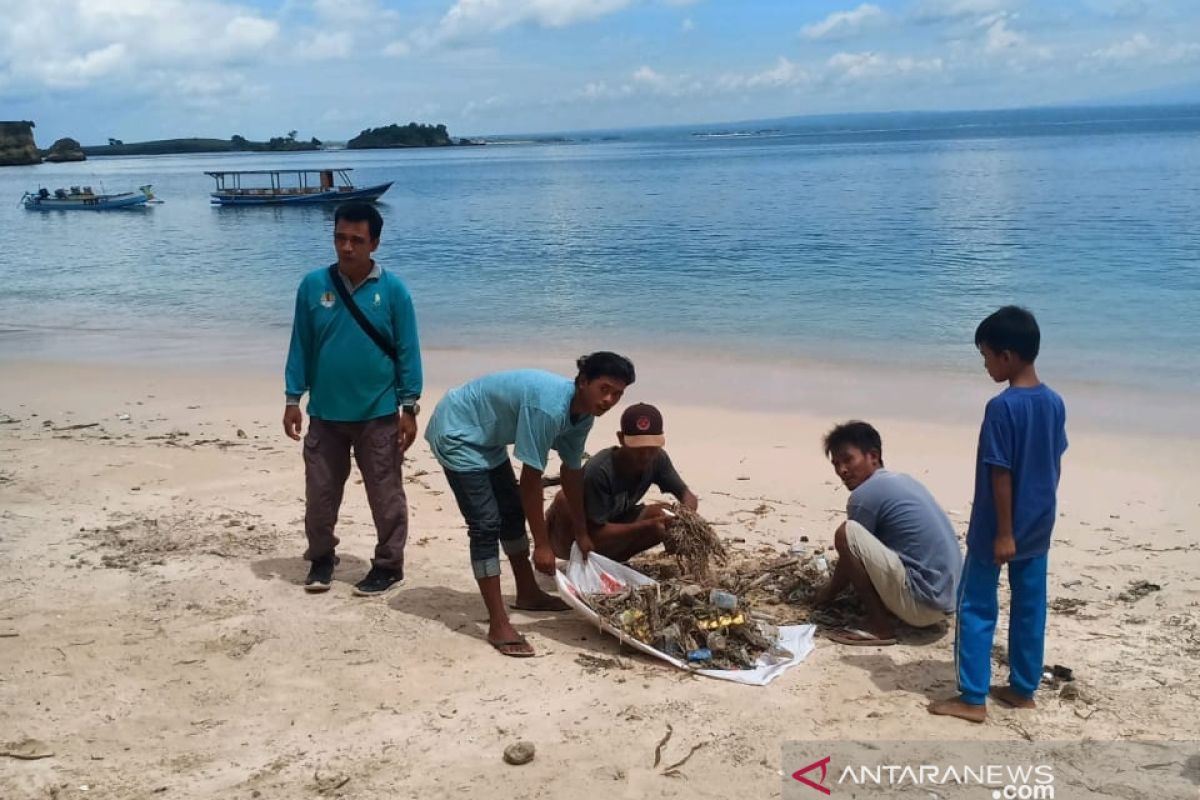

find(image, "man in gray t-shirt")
[815,421,962,646]
[547,403,698,561]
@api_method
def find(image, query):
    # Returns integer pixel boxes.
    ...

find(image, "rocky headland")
[0,120,42,166]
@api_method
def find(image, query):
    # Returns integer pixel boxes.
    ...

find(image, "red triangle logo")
[792,756,832,795]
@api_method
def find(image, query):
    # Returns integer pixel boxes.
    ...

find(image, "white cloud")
[826,51,944,81]
[982,15,1024,52]
[801,4,888,41]
[388,0,700,54]
[431,0,635,41]
[1089,33,1200,65]
[682,17,695,32]
[715,57,809,91]
[0,0,279,94]
[912,0,1014,24]
[295,31,353,60]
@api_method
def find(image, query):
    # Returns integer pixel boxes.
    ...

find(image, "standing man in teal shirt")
[425,353,635,657]
[284,202,423,597]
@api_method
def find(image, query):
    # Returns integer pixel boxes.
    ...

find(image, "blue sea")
[1,105,1198,393]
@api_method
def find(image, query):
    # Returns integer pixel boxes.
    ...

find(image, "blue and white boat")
[22,184,154,210]
[205,168,392,205]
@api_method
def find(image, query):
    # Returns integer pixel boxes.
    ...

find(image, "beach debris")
[1,738,54,760]
[236,428,247,439]
[575,653,629,673]
[653,724,673,767]
[51,422,100,432]
[584,580,790,670]
[503,741,536,766]
[312,768,350,795]
[1050,597,1088,615]
[662,741,708,776]
[1115,580,1161,602]
[661,504,727,581]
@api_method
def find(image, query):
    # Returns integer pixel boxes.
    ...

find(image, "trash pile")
[630,545,864,629]
[586,582,791,670]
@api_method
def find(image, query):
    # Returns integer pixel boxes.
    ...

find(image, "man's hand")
[283,405,303,441]
[398,411,418,453]
[643,505,671,537]
[533,543,557,575]
[574,530,595,559]
[994,534,1017,566]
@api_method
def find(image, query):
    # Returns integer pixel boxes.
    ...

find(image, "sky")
[1,0,1199,143]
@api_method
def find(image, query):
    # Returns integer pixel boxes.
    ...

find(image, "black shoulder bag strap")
[327,264,398,362]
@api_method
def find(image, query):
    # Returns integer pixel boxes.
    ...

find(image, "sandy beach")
[2,355,1198,800]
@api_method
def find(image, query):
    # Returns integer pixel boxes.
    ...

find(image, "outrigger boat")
[205,168,392,205]
[22,184,155,210]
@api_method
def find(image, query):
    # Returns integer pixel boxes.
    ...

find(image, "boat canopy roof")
[203,168,353,177]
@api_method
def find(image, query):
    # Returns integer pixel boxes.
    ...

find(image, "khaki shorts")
[844,520,947,628]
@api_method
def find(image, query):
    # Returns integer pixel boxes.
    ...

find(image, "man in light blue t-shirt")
[425,352,635,658]
[814,421,962,646]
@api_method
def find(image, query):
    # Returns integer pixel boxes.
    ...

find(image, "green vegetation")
[83,132,321,157]
[347,122,454,149]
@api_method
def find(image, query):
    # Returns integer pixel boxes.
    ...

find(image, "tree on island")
[347,122,453,149]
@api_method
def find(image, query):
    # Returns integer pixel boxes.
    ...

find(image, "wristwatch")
[401,401,421,416]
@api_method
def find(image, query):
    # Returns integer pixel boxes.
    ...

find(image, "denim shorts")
[443,462,529,578]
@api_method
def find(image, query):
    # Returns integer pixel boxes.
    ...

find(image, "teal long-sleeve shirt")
[284,264,422,422]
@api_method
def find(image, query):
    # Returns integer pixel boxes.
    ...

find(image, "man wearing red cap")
[547,403,698,562]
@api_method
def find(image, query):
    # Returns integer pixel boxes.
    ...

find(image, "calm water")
[1,106,1198,391]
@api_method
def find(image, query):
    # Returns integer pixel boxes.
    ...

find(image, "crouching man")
[547,403,697,562]
[815,421,961,645]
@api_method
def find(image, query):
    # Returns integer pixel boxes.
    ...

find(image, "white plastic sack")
[555,546,815,686]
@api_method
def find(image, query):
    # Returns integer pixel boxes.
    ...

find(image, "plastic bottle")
[709,589,739,610]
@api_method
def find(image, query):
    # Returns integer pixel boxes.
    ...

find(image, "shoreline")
[2,339,1196,438]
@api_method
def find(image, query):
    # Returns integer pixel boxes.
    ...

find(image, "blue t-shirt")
[424,369,593,473]
[848,470,962,613]
[967,384,1068,560]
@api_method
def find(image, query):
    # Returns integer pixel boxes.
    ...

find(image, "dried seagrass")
[661,504,727,583]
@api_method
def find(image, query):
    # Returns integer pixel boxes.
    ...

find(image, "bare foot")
[510,591,570,612]
[990,686,1036,709]
[927,697,987,723]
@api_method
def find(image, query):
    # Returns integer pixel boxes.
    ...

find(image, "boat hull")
[23,192,149,211]
[209,181,393,206]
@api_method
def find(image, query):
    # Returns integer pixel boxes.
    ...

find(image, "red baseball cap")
[619,403,665,448]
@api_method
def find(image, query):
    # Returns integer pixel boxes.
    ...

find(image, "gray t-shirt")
[848,469,962,613]
[584,447,688,527]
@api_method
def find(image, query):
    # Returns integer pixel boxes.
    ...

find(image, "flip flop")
[508,597,571,612]
[489,635,535,658]
[826,628,897,646]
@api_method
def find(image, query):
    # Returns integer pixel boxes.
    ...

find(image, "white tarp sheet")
[555,548,815,686]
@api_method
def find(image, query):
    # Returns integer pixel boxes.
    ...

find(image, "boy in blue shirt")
[929,306,1067,723]
[425,353,635,658]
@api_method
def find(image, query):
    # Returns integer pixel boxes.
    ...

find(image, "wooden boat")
[22,184,154,210]
[205,168,392,205]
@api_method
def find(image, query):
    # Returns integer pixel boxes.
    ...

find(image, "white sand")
[1,358,1197,799]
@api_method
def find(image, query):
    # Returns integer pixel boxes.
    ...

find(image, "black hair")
[823,420,883,465]
[334,201,383,241]
[576,352,636,385]
[974,305,1040,363]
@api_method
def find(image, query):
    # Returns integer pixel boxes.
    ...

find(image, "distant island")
[3,120,483,163]
[83,131,322,157]
[347,122,480,149]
